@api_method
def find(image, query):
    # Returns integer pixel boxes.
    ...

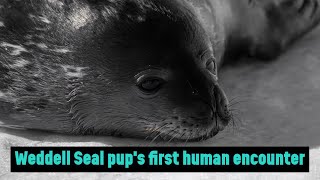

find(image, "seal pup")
[0,0,319,141]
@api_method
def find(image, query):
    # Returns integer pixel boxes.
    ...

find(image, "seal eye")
[138,78,164,93]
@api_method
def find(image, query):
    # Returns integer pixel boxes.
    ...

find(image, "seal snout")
[184,66,231,138]
[214,84,232,127]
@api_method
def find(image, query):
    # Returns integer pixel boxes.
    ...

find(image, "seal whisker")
[229,100,252,107]
[229,108,244,111]
[144,126,159,141]
[228,112,244,132]
[166,128,180,144]
[146,122,169,143]
[184,134,192,145]
[149,131,165,145]
[144,121,168,141]
[111,121,134,137]
[230,113,244,124]
[176,132,186,142]
[228,94,252,103]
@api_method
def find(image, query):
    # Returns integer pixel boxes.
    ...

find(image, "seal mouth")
[144,83,232,142]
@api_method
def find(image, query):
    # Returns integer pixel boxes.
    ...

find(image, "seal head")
[0,0,231,141]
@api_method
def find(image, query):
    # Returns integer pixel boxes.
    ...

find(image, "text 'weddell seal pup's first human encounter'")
[0,0,319,142]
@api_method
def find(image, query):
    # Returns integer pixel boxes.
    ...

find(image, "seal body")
[0,0,319,141]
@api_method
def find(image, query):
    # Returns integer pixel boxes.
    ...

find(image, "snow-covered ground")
[1,22,320,180]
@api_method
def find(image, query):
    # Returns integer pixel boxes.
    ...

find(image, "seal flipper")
[255,0,320,59]
[225,0,320,60]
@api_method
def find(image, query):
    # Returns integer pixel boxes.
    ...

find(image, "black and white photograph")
[0,0,320,179]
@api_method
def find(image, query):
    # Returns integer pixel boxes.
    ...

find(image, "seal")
[0,0,319,142]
